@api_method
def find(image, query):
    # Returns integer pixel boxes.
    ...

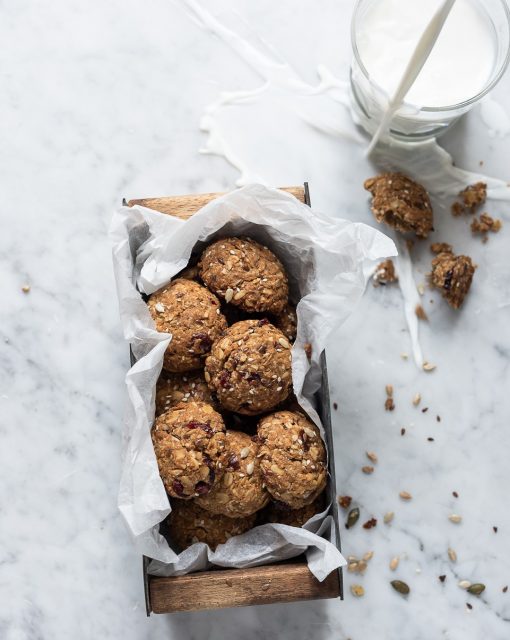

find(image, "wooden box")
[125,184,343,614]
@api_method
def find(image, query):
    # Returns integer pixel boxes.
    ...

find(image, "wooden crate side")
[149,562,340,613]
[127,186,305,220]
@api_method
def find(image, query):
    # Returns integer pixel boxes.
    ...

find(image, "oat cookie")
[148,279,227,372]
[195,430,269,517]
[168,500,255,551]
[152,401,226,499]
[257,411,327,509]
[430,248,476,309]
[199,237,289,314]
[205,319,292,415]
[364,173,433,239]
[155,371,218,416]
[263,494,325,527]
[273,303,298,343]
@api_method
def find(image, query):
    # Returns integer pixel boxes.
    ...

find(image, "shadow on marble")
[158,598,337,640]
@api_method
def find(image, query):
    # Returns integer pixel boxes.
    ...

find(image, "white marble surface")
[1,0,510,638]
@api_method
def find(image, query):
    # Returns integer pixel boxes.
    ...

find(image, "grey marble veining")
[1,0,509,638]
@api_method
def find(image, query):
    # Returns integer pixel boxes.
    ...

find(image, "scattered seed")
[363,517,377,529]
[390,580,410,595]
[448,548,457,562]
[417,283,425,296]
[350,584,365,597]
[347,555,358,563]
[436,415,441,422]
[415,304,428,320]
[338,495,352,509]
[427,437,434,442]
[503,586,508,593]
[333,402,338,410]
[452,491,459,498]
[422,407,429,413]
[21,284,31,293]
[346,507,360,529]
[439,575,446,583]
[449,514,462,524]
[399,491,412,501]
[385,384,394,397]
[385,397,395,411]
[467,583,486,596]
[347,562,359,573]
[357,560,368,573]
[413,393,421,406]
[493,526,498,533]
[458,580,471,590]
[384,511,394,524]
[366,451,378,463]
[401,427,406,436]
[401,352,409,360]
[389,556,399,571]
[362,465,374,474]
[225,288,234,303]
[423,361,436,372]
[363,551,374,562]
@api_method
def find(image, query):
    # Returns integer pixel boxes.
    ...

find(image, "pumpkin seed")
[390,580,410,595]
[467,583,486,596]
[346,507,360,529]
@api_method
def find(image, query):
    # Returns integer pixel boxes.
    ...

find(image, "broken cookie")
[364,172,433,239]
[430,247,476,309]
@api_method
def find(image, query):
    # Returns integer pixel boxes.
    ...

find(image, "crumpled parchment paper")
[110,184,396,580]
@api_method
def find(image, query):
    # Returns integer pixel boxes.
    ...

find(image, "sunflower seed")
[366,451,378,463]
[240,447,250,459]
[21,284,31,293]
[399,491,412,500]
[448,548,457,562]
[389,556,399,571]
[449,514,462,524]
[412,393,421,406]
[385,384,394,397]
[458,580,471,590]
[362,466,374,474]
[390,580,410,595]
[384,511,395,524]
[246,462,254,475]
[278,337,290,349]
[225,288,234,303]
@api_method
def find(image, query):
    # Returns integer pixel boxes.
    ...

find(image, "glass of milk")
[350,0,510,141]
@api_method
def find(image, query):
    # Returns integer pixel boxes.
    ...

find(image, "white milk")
[357,0,496,108]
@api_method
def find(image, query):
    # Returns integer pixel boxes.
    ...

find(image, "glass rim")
[350,0,510,112]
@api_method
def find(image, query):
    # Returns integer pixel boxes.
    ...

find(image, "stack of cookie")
[148,237,327,551]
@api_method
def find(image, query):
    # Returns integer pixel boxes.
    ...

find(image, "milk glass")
[350,0,510,141]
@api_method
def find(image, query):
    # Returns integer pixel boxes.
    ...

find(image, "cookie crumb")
[451,201,465,217]
[430,242,453,255]
[338,495,352,509]
[364,173,433,239]
[362,517,377,529]
[373,259,398,286]
[430,250,476,309]
[304,342,312,361]
[385,397,395,411]
[460,182,487,211]
[470,213,502,240]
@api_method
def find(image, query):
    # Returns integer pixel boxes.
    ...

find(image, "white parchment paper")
[110,184,396,580]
